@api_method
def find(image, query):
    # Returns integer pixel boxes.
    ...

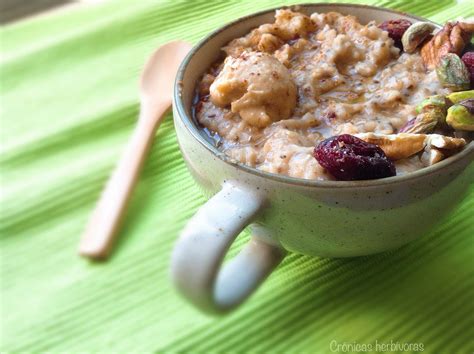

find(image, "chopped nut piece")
[458,20,474,34]
[401,94,451,133]
[421,147,444,166]
[416,94,449,114]
[426,134,466,149]
[355,133,426,160]
[399,112,438,134]
[402,22,436,53]
[436,53,471,91]
[446,90,474,104]
[446,101,474,131]
[356,133,466,161]
[420,22,469,69]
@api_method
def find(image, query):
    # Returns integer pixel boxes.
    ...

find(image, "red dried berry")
[314,134,396,181]
[378,19,412,50]
[461,51,474,85]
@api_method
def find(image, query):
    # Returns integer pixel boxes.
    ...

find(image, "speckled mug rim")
[174,3,474,189]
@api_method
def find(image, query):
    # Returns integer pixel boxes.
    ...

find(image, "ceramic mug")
[171,4,474,314]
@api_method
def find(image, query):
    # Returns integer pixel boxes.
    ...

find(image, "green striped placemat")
[1,0,473,352]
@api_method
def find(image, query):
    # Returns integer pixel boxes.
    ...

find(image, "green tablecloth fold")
[1,0,473,352]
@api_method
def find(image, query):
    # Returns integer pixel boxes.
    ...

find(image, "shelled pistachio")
[401,95,448,133]
[436,53,471,91]
[416,94,448,115]
[399,112,439,134]
[402,22,436,53]
[446,99,474,131]
[446,90,474,104]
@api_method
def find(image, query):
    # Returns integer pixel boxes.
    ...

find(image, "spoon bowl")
[79,40,192,260]
[141,41,192,107]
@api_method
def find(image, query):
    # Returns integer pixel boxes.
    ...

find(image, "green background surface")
[1,0,473,352]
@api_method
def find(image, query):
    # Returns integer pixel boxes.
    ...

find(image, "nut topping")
[402,22,436,53]
[457,19,474,34]
[426,134,467,149]
[416,94,449,114]
[398,112,438,134]
[356,133,466,161]
[400,94,450,133]
[420,22,470,69]
[436,53,471,91]
[446,100,474,131]
[421,147,445,166]
[355,133,426,160]
[446,90,474,104]
[195,9,472,181]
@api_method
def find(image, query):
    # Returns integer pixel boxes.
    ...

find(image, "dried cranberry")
[314,134,396,181]
[461,51,474,85]
[378,19,412,49]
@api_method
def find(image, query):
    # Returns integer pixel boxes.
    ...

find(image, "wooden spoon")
[79,41,192,260]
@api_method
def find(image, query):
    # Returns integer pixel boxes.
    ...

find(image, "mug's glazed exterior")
[171,4,474,314]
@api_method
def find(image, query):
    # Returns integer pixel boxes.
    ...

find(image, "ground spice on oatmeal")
[195,9,464,180]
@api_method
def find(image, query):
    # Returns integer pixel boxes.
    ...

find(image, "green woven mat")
[1,0,473,352]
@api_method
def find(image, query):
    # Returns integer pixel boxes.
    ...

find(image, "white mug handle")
[171,182,286,314]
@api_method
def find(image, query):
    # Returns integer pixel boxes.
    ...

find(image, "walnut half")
[420,22,472,69]
[355,133,466,164]
[355,133,426,160]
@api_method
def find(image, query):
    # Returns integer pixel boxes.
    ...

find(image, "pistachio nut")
[446,99,474,131]
[402,22,436,53]
[436,53,471,91]
[446,90,474,104]
[411,94,449,130]
[399,118,416,133]
[415,94,448,114]
[399,111,439,133]
[459,98,474,113]
[356,133,466,161]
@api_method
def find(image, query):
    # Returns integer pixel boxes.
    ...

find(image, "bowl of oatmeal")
[171,4,474,314]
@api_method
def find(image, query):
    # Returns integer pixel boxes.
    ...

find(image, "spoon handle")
[79,104,169,259]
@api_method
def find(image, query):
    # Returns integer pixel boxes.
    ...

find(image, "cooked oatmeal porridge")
[194,9,473,180]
